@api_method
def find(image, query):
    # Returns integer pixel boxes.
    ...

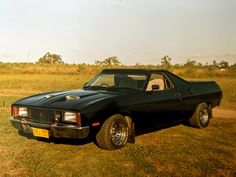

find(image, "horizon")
[0,0,235,65]
[0,57,234,66]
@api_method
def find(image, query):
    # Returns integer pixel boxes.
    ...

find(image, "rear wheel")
[189,103,211,128]
[96,114,129,150]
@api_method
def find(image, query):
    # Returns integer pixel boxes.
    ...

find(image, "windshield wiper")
[107,87,140,92]
[84,86,140,92]
[84,86,107,90]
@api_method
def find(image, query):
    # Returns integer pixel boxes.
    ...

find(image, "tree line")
[37,52,233,70]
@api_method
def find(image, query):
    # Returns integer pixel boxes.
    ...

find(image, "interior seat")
[146,79,165,91]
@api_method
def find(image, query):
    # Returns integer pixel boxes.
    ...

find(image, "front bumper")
[10,117,90,139]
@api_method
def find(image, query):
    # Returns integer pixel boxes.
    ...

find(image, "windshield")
[85,73,148,91]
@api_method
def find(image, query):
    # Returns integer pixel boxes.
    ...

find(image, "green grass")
[0,73,236,176]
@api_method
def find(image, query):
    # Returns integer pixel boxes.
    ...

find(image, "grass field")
[0,72,236,177]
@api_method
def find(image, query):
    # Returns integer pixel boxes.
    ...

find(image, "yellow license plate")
[32,128,49,139]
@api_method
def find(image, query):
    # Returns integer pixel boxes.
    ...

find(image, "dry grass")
[0,68,235,176]
[0,109,235,177]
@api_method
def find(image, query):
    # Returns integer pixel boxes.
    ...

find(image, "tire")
[96,114,129,150]
[189,103,211,128]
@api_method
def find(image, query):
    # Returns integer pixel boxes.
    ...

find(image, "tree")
[229,63,236,72]
[38,52,64,64]
[219,60,229,69]
[184,59,197,67]
[212,60,218,67]
[95,56,121,66]
[161,55,172,69]
[197,62,203,67]
[94,60,103,65]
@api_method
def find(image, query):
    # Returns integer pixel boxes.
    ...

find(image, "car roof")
[102,68,168,74]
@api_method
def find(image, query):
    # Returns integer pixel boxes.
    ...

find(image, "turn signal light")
[11,106,19,117]
[91,122,100,127]
[76,113,81,126]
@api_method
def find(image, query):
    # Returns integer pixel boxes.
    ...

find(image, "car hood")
[13,89,120,111]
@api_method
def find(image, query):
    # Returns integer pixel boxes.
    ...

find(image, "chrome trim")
[9,117,90,139]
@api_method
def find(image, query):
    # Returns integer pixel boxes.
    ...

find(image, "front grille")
[28,108,55,124]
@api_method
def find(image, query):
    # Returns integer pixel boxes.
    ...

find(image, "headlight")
[11,106,28,118]
[19,107,28,117]
[63,112,81,125]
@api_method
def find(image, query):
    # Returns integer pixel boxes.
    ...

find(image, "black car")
[10,69,222,150]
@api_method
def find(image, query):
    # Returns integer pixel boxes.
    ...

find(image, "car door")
[132,72,183,130]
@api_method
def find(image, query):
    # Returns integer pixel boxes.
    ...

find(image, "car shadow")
[135,121,184,136]
[17,120,186,146]
[51,137,94,145]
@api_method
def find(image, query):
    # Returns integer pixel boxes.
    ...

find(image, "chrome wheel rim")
[110,121,128,146]
[199,105,209,125]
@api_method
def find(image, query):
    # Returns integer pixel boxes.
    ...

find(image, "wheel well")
[101,112,133,132]
[124,115,132,129]
[206,102,212,107]
[105,113,133,129]
[119,111,133,129]
[94,111,133,130]
[206,102,213,118]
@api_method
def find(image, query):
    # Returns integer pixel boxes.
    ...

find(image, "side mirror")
[152,84,159,91]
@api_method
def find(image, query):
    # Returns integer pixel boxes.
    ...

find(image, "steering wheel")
[100,83,109,87]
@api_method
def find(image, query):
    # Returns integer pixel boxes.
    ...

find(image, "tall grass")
[0,63,101,74]
[0,63,235,78]
[0,74,235,109]
[0,63,235,108]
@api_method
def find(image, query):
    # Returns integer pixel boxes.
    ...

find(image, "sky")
[0,0,236,65]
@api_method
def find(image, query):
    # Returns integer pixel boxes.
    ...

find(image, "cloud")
[108,0,123,7]
[0,52,12,58]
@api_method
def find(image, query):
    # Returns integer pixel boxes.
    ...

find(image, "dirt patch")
[213,108,236,119]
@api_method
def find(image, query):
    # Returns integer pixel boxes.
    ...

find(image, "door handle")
[175,92,181,97]
[175,92,182,101]
[189,89,194,94]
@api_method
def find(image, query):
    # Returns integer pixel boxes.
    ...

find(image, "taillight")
[11,106,19,117]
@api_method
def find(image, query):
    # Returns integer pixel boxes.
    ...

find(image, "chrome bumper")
[10,117,90,139]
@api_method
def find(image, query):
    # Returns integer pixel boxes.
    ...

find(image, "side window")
[146,73,174,91]
[92,74,115,87]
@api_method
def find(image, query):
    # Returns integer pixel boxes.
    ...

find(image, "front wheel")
[189,103,211,128]
[96,114,129,150]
